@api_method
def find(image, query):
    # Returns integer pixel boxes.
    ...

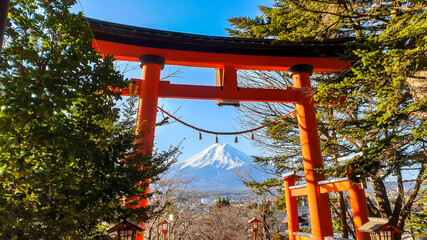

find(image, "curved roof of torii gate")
[88,18,353,72]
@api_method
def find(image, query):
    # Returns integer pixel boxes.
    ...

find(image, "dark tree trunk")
[397,163,426,228]
[262,209,271,240]
[0,0,10,55]
[407,71,427,119]
[390,166,404,226]
[371,176,392,218]
[339,192,349,238]
[330,128,350,239]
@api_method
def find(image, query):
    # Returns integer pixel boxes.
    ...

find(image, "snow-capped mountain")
[169,143,268,192]
[175,143,251,170]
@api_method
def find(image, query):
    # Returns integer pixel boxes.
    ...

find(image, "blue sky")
[74,0,274,161]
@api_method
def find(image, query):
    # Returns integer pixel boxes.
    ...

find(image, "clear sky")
[74,0,274,161]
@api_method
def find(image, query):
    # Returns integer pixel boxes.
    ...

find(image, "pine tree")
[228,0,426,238]
[0,1,178,239]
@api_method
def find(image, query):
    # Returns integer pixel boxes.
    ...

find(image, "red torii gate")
[89,18,369,240]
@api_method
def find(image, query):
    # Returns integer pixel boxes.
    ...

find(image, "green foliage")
[407,170,427,239]
[244,175,281,193]
[0,0,178,239]
[230,0,427,230]
[407,190,427,239]
[273,231,287,240]
[214,196,231,208]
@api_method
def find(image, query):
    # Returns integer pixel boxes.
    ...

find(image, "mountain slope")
[176,143,251,170]
[169,143,268,192]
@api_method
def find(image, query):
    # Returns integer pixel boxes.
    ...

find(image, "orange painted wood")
[215,68,223,86]
[221,65,238,99]
[290,187,308,197]
[93,40,351,72]
[295,235,313,240]
[293,71,333,239]
[115,80,301,103]
[159,82,300,102]
[113,80,344,105]
[289,180,362,196]
[349,184,370,240]
[134,63,162,240]
[284,176,301,240]
[318,180,353,193]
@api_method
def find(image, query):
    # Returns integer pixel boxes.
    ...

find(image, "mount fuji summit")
[169,143,268,192]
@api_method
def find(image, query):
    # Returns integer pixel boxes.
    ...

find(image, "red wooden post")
[291,64,333,239]
[134,55,164,240]
[283,173,300,240]
[349,182,370,240]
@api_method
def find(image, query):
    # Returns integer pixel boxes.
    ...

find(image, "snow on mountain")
[176,143,251,170]
[169,143,268,192]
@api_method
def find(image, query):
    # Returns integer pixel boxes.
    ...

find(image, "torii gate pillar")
[291,64,334,239]
[134,55,164,239]
[135,55,164,147]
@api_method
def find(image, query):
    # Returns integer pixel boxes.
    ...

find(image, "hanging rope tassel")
[198,132,202,140]
[251,132,255,140]
[215,135,219,143]
[234,136,238,143]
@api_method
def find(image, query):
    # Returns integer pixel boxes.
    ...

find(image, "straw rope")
[157,106,296,135]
